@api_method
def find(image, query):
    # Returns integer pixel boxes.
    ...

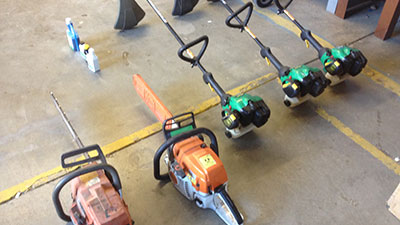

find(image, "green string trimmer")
[170,0,329,107]
[144,0,271,139]
[256,0,368,85]
[218,0,330,107]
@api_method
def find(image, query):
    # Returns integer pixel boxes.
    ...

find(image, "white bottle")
[86,48,100,73]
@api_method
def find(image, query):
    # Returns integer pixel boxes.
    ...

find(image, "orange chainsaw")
[50,92,133,225]
[133,74,243,225]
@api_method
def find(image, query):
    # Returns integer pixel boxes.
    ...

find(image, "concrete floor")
[1,0,400,224]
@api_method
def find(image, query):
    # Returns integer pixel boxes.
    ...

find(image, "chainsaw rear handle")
[178,35,209,65]
[154,128,219,181]
[61,144,107,168]
[52,164,122,222]
[273,0,293,12]
[225,2,253,30]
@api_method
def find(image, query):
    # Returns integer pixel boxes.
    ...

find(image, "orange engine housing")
[172,136,228,194]
[70,170,132,225]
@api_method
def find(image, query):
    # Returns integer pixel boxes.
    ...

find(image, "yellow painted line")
[362,65,400,97]
[0,72,277,204]
[251,3,400,97]
[316,107,400,175]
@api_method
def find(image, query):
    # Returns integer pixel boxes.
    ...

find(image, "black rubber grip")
[178,35,209,65]
[225,2,253,30]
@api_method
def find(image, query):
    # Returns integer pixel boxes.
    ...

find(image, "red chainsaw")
[50,92,133,225]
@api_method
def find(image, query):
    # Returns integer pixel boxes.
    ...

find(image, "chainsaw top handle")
[225,2,253,30]
[178,35,209,66]
[52,163,122,222]
[61,144,107,168]
[154,127,219,181]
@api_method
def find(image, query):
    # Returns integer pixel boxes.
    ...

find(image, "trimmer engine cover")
[281,65,329,98]
[321,46,367,76]
[222,94,270,129]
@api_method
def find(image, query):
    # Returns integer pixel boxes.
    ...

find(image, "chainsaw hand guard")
[61,144,107,168]
[225,2,253,31]
[178,35,209,66]
[52,164,122,222]
[154,128,218,181]
[163,112,197,139]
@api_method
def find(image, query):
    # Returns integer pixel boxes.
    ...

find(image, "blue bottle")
[65,18,80,51]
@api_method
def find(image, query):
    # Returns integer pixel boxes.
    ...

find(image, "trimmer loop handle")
[225,2,253,30]
[52,163,123,222]
[154,128,219,181]
[178,35,209,66]
[273,0,293,13]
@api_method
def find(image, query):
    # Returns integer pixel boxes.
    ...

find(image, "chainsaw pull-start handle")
[273,0,293,13]
[154,127,219,181]
[225,2,253,30]
[61,144,107,168]
[178,35,209,65]
[52,164,122,222]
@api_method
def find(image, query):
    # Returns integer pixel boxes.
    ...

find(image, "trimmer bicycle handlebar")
[225,2,253,30]
[273,0,293,13]
[178,35,209,65]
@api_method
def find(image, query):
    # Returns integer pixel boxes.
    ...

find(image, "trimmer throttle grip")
[61,144,107,168]
[225,2,253,30]
[52,164,122,222]
[154,128,219,181]
[178,35,209,65]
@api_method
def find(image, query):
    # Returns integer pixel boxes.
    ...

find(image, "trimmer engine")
[222,94,270,138]
[278,65,330,107]
[262,0,368,86]
[321,46,367,85]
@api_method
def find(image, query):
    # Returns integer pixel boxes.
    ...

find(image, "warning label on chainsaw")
[199,154,216,169]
